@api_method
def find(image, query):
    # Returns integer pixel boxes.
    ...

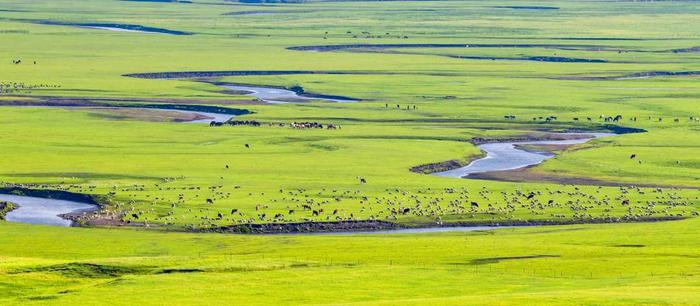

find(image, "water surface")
[222,84,357,104]
[82,26,156,33]
[435,133,615,178]
[1,194,98,226]
[163,109,235,123]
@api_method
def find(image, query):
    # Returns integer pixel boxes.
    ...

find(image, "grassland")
[2,218,700,305]
[1,0,699,304]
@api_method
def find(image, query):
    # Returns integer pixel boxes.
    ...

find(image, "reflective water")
[222,84,357,104]
[1,194,98,226]
[435,133,615,178]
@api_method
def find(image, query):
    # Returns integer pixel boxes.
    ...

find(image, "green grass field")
[1,0,699,304]
[1,219,700,305]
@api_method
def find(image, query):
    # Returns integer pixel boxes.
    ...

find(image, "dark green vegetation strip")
[286,43,617,52]
[11,263,152,278]
[124,70,377,79]
[493,6,559,10]
[133,104,251,115]
[211,220,399,234]
[448,55,607,63]
[223,10,313,15]
[0,201,16,220]
[122,0,191,2]
[32,20,192,35]
[0,98,252,116]
[559,70,700,81]
[3,172,161,181]
[0,187,100,205]
[467,255,561,265]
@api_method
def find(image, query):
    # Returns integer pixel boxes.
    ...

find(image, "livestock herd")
[210,120,341,129]
[212,114,698,131]
[11,177,692,230]
[505,114,700,123]
[0,82,61,95]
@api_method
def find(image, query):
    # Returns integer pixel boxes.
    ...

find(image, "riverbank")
[0,103,251,123]
[0,187,102,226]
[411,132,611,176]
[200,216,686,234]
[0,201,17,220]
[435,132,615,178]
[208,81,360,103]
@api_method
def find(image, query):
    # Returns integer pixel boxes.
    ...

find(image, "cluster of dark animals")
[602,114,624,122]
[386,103,416,110]
[526,115,559,121]
[0,82,60,94]
[9,173,694,229]
[343,30,408,39]
[503,113,697,124]
[11,59,36,64]
[167,185,693,227]
[291,122,340,129]
[209,120,261,127]
[209,120,340,129]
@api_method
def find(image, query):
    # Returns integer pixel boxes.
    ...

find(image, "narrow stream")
[159,109,235,123]
[81,26,156,34]
[221,84,358,104]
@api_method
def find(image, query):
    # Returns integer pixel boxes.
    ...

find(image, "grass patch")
[12,263,152,278]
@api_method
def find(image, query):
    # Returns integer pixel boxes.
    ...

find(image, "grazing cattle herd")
[210,120,341,129]
[504,114,699,123]
[11,58,36,65]
[0,81,61,95]
[26,110,689,230]
[5,171,695,230]
[209,113,697,134]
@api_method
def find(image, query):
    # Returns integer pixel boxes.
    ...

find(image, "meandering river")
[434,133,614,178]
[221,84,358,104]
